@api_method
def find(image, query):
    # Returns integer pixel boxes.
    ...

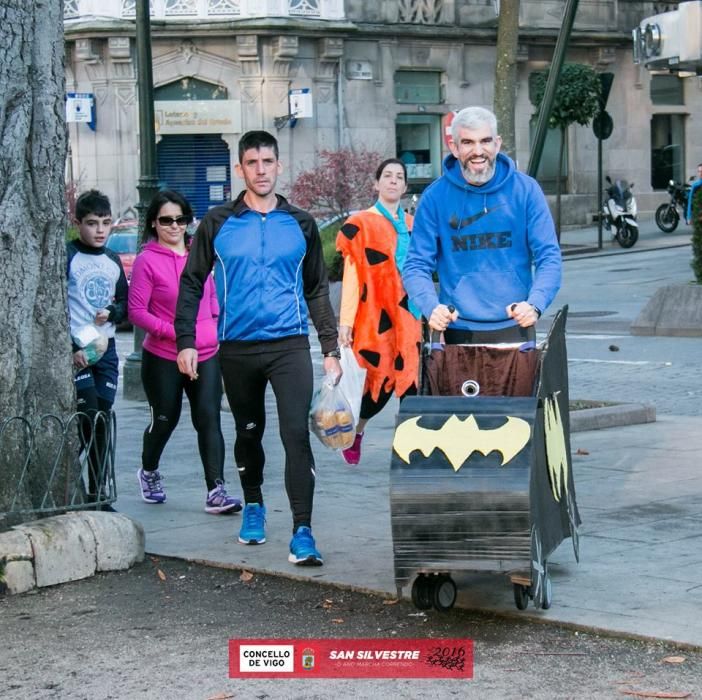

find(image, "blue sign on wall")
[66,93,96,131]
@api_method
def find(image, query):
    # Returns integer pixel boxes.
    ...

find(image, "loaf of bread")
[312,408,355,449]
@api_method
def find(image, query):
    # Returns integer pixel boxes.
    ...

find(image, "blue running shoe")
[238,503,266,544]
[288,526,323,566]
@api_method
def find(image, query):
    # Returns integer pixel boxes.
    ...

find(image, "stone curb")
[0,511,144,595]
[570,402,656,432]
[631,284,702,337]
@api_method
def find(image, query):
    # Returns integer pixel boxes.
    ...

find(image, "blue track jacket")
[175,192,337,355]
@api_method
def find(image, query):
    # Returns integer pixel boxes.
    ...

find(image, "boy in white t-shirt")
[67,189,128,508]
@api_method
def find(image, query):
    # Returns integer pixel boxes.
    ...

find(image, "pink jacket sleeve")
[128,255,177,340]
[207,275,219,319]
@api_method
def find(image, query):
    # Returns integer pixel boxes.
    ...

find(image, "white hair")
[451,106,498,142]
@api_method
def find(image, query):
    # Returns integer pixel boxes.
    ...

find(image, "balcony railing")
[64,0,345,22]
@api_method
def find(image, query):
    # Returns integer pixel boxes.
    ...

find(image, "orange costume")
[337,208,421,401]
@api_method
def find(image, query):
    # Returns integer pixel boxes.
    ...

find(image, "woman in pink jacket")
[129,190,241,514]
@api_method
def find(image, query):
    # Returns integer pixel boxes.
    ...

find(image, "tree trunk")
[0,1,75,517]
[493,0,521,161]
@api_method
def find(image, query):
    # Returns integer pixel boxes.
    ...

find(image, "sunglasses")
[157,215,190,227]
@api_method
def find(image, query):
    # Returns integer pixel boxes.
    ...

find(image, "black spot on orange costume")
[337,210,421,401]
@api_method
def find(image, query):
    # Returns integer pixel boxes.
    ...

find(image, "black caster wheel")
[567,490,580,563]
[411,575,433,610]
[513,583,529,611]
[531,525,544,608]
[540,565,553,610]
[432,575,457,611]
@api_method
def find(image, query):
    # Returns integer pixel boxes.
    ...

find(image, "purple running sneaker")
[205,480,242,514]
[137,468,166,504]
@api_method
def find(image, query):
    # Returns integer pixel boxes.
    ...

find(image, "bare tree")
[0,1,74,514]
[493,0,521,160]
[290,148,382,220]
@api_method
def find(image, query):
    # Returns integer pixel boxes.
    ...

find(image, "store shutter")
[157,134,231,219]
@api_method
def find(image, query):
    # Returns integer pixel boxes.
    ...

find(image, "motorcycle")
[654,179,690,233]
[602,176,639,249]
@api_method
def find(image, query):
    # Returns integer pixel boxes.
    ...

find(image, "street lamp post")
[527,0,579,180]
[123,0,160,400]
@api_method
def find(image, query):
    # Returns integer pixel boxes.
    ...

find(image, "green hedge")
[320,220,344,282]
[692,186,702,284]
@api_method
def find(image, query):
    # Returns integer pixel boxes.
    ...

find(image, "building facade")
[64,0,701,223]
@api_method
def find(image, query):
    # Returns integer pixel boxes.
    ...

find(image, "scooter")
[602,176,639,249]
[654,179,691,233]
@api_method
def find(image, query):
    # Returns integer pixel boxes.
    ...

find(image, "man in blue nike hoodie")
[403,106,561,344]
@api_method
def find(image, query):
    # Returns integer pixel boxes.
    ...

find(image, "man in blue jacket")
[403,106,561,343]
[175,130,341,566]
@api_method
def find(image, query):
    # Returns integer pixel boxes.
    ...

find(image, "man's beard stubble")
[461,158,496,186]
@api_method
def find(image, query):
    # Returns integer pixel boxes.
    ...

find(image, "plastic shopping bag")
[309,373,356,450]
[72,324,108,366]
[337,346,366,426]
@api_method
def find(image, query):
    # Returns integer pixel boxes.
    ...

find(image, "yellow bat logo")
[392,414,531,471]
[544,394,569,502]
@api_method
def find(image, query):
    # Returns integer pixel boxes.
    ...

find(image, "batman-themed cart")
[390,307,579,612]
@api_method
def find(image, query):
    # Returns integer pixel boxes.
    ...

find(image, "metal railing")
[0,411,117,528]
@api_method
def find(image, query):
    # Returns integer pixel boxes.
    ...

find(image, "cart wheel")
[411,575,433,610]
[513,583,529,611]
[541,567,553,610]
[432,575,457,611]
[530,525,545,608]
[566,490,580,563]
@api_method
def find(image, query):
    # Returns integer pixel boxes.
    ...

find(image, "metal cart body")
[390,307,579,611]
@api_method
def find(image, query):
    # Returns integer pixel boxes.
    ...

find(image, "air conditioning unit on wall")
[633,0,702,73]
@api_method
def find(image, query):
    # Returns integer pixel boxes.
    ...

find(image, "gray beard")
[462,160,496,185]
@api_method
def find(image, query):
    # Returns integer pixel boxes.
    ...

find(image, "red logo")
[229,638,473,679]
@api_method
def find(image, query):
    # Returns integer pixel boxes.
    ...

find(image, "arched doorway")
[155,77,233,219]
[157,134,231,219]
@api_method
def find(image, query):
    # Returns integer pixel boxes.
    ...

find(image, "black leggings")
[141,349,225,491]
[360,380,417,422]
[76,389,113,499]
[219,346,314,531]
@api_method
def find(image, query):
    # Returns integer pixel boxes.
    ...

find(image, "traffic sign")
[599,72,614,110]
[593,110,613,140]
[443,110,459,148]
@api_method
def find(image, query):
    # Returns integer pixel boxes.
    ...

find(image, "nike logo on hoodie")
[449,205,504,231]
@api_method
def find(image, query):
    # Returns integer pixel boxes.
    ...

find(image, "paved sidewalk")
[113,377,702,649]
[111,217,702,647]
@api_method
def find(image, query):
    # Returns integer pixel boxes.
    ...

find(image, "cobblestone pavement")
[552,244,701,416]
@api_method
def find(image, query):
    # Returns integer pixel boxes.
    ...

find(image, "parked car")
[107,220,138,282]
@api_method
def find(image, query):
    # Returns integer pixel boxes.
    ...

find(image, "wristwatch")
[324,347,341,359]
[532,305,542,318]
